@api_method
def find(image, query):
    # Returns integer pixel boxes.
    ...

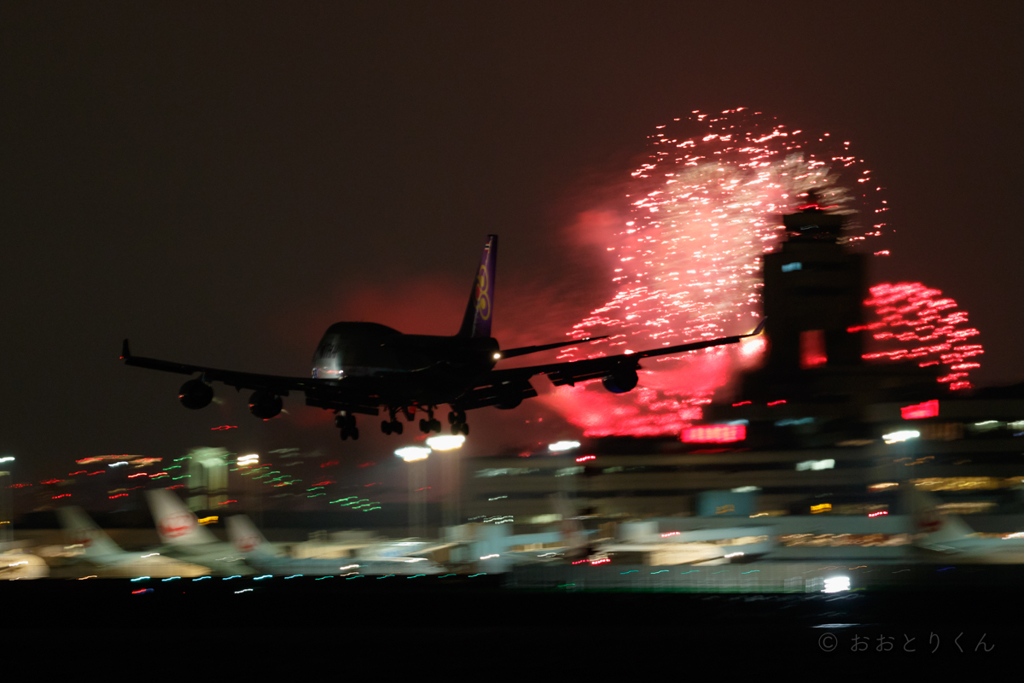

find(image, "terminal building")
[458,196,1024,568]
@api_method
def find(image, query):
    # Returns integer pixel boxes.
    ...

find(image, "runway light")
[425,435,465,451]
[395,447,431,462]
[548,441,581,453]
[823,576,851,593]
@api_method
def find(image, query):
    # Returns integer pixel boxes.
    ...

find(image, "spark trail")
[541,108,889,437]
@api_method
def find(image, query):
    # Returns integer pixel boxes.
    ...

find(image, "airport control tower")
[710,192,938,446]
[756,190,867,381]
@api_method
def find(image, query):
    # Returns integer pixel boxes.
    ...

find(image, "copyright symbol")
[819,632,838,652]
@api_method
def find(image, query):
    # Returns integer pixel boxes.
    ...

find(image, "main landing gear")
[380,407,405,435]
[448,410,469,436]
[336,412,359,441]
[419,406,441,434]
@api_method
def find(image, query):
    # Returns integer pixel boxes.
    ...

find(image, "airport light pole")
[0,457,13,545]
[426,436,465,537]
[396,447,431,538]
[237,454,260,527]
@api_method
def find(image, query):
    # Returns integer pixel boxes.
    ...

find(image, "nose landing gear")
[336,412,359,440]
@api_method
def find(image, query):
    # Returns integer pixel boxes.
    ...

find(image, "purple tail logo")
[459,235,497,337]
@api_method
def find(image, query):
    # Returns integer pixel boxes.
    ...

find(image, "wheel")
[461,422,469,436]
[351,427,359,440]
[393,421,403,435]
[381,420,392,435]
[447,411,456,424]
[450,423,460,435]
[431,419,441,433]
[340,428,349,441]
[419,419,430,433]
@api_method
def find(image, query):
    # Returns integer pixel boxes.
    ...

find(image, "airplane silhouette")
[121,235,764,440]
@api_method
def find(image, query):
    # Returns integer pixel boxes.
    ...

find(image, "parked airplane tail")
[226,515,272,557]
[56,506,125,561]
[457,234,497,339]
[146,489,220,547]
[905,485,976,547]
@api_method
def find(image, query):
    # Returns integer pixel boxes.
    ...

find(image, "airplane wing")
[121,320,763,416]
[121,340,386,415]
[455,320,766,410]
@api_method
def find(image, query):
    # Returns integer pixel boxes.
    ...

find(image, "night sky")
[1,3,1022,487]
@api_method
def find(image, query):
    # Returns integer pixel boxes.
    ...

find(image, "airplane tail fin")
[145,489,219,547]
[905,485,976,548]
[226,515,272,556]
[56,506,124,562]
[457,235,497,338]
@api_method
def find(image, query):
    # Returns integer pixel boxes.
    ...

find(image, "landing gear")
[336,412,359,441]
[419,406,442,434]
[381,407,404,435]
[448,409,469,436]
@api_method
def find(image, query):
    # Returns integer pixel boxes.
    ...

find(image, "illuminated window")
[800,330,827,368]
[901,400,939,420]
[682,424,746,443]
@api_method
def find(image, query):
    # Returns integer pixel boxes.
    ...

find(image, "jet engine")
[496,381,530,410]
[179,378,213,409]
[249,390,283,419]
[601,367,639,394]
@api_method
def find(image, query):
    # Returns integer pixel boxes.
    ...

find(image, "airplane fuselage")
[311,322,499,403]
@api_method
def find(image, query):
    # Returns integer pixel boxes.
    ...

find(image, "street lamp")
[395,447,431,538]
[423,436,467,529]
[0,457,14,545]
[236,454,260,525]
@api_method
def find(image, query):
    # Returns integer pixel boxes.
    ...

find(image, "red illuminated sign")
[682,425,746,443]
[902,400,939,420]
[800,330,827,368]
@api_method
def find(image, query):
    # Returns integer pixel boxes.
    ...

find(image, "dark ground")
[1,573,1018,665]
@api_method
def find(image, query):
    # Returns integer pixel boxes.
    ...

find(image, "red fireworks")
[858,282,982,391]
[542,108,888,437]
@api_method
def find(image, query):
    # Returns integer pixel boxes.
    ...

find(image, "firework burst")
[542,108,889,437]
[859,282,982,391]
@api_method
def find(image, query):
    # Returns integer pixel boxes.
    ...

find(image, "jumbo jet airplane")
[121,235,765,440]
